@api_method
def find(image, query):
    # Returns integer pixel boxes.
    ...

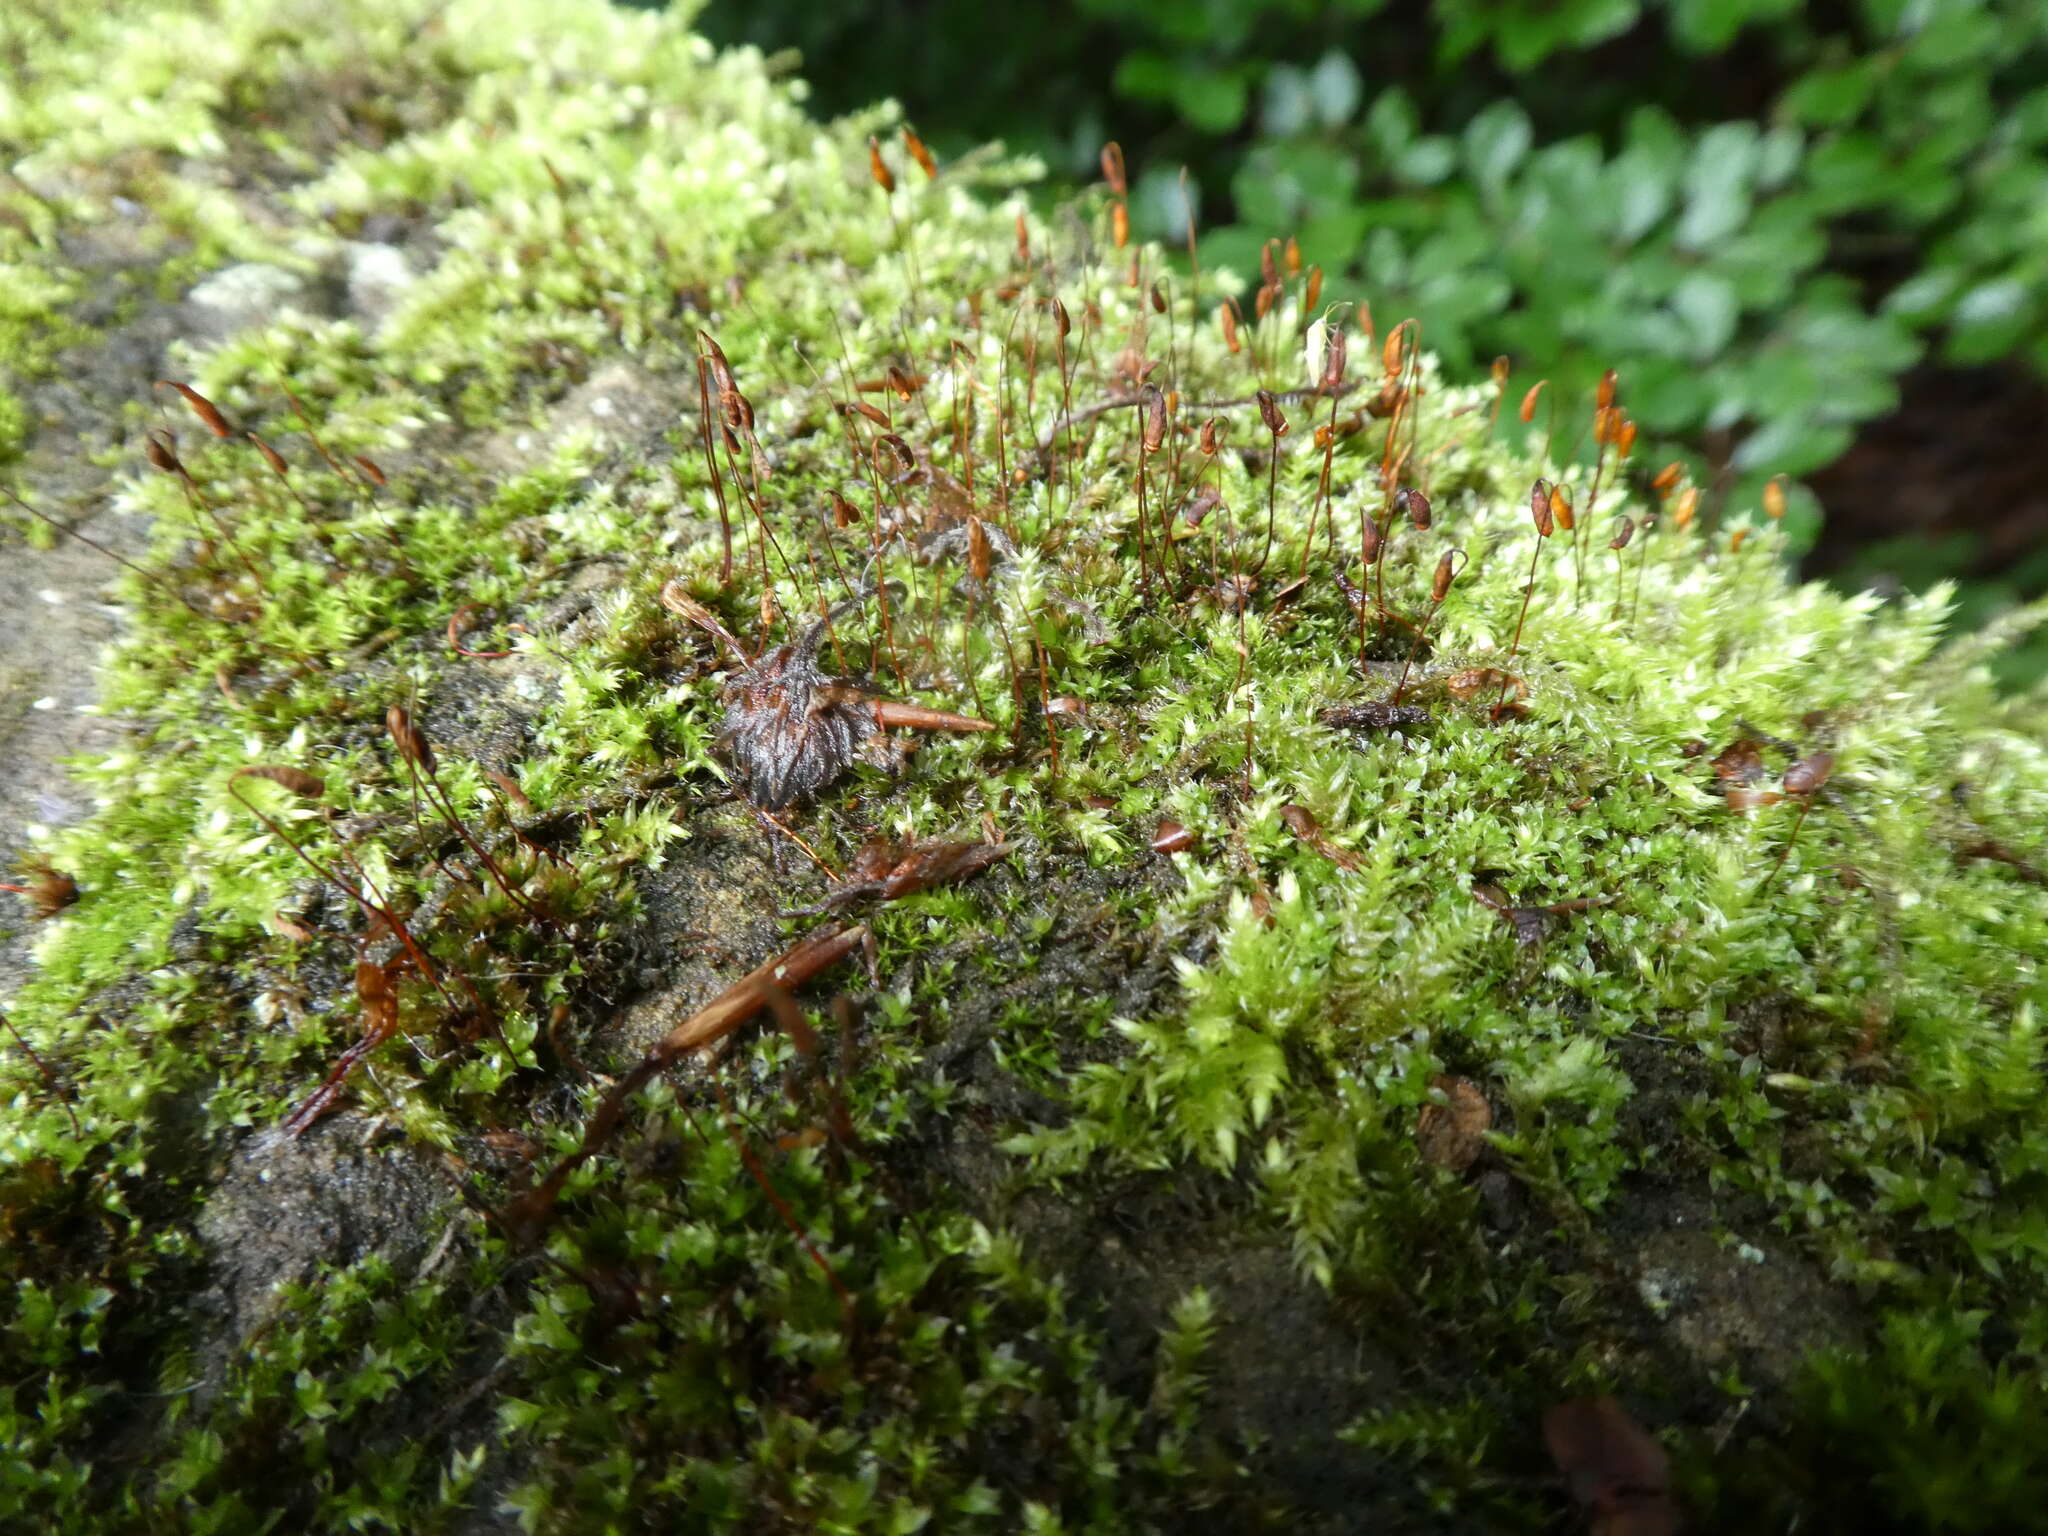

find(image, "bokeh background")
[673,0,2048,680]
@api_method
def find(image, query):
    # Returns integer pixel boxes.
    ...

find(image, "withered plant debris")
[1446,667,1530,717]
[1321,699,1431,734]
[1471,879,1606,947]
[697,601,993,810]
[1416,1075,1492,1173]
[1,859,80,921]
[1782,749,1835,798]
[1957,838,2048,886]
[1703,737,1785,819]
[1542,1396,1683,1536]
[1709,737,1768,787]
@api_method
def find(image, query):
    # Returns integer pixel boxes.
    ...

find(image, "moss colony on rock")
[3,2,2048,1531]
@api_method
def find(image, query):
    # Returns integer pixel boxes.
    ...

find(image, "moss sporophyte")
[1,1,2046,1530]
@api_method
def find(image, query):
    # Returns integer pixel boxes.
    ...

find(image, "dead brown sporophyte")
[2,1000,84,1147]
[495,822,1011,1305]
[1298,329,1349,582]
[387,704,552,927]
[225,765,487,1134]
[446,602,527,659]
[1607,515,1635,617]
[788,836,1014,916]
[144,422,263,586]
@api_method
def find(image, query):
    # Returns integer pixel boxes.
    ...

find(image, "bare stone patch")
[196,1115,450,1351]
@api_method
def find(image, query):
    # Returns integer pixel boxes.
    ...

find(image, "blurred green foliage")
[695,0,2048,558]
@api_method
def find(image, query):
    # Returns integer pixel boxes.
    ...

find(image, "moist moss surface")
[4,2,2048,1531]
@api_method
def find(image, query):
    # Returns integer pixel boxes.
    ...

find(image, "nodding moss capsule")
[1530,479,1555,538]
[1764,476,1787,520]
[385,705,436,774]
[1382,319,1414,378]
[144,430,183,475]
[1320,328,1347,393]
[248,432,289,477]
[1142,386,1167,453]
[1783,750,1835,797]
[1432,549,1459,602]
[902,125,936,178]
[236,765,327,799]
[157,379,233,437]
[1100,141,1127,196]
[1548,483,1573,533]
[1256,390,1288,437]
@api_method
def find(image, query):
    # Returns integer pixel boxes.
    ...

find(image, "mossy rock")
[4,2,2048,1531]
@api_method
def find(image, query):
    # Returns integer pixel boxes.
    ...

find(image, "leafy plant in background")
[694,0,2048,668]
[1205,94,1918,507]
